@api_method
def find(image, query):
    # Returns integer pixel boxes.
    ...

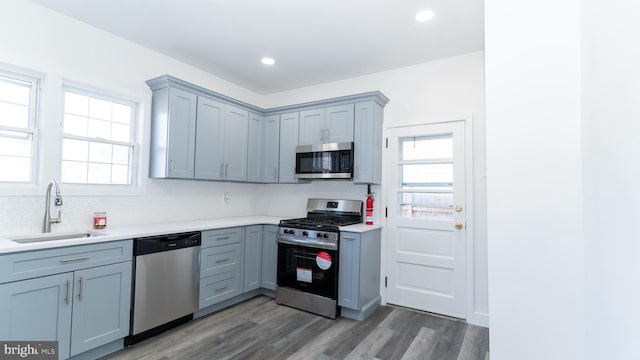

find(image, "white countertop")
[0,216,382,254]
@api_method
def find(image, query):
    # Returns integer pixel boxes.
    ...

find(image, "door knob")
[455,205,463,212]
[455,222,463,230]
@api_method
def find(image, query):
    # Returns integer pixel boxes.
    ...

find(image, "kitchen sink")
[8,231,106,244]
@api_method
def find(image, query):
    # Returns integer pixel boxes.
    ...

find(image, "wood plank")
[400,327,437,360]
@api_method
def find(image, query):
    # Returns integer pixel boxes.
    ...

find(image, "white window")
[0,68,40,183]
[61,86,138,185]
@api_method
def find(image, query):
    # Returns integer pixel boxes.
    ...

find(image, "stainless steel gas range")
[276,198,363,319]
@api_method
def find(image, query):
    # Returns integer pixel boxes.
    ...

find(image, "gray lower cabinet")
[353,101,384,184]
[244,225,263,292]
[0,241,133,360]
[199,228,245,309]
[338,230,381,320]
[261,225,278,290]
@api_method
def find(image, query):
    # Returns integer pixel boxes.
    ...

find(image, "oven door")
[277,242,338,299]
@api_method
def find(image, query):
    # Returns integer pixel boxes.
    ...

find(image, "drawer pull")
[78,277,84,301]
[215,286,228,293]
[216,236,231,240]
[215,258,230,264]
[60,256,90,263]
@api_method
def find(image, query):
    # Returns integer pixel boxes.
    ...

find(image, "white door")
[386,121,466,318]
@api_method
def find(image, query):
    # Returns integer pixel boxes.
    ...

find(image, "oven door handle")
[277,237,338,251]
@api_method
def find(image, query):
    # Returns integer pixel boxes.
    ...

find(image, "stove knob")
[322,233,329,239]
[316,233,322,238]
[302,231,308,236]
[285,229,294,235]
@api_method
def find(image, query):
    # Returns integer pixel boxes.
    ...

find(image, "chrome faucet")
[42,180,63,233]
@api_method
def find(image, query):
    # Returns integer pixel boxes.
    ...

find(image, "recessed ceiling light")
[261,57,275,65]
[415,10,435,22]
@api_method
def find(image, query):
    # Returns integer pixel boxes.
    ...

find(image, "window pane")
[88,118,111,140]
[88,163,111,184]
[400,192,453,220]
[61,161,87,183]
[89,97,112,120]
[63,114,88,137]
[0,102,29,128]
[0,155,31,182]
[62,139,88,161]
[112,123,130,142]
[111,165,130,185]
[64,92,89,116]
[0,79,30,106]
[112,103,131,125]
[112,145,131,165]
[89,142,111,163]
[0,130,32,157]
[402,163,453,184]
[401,135,453,161]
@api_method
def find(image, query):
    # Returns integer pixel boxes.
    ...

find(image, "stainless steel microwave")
[295,142,354,179]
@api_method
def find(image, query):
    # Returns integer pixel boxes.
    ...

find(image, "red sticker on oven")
[316,251,332,270]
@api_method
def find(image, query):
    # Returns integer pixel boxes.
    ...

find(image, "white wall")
[261,51,489,324]
[582,0,640,358]
[485,0,586,359]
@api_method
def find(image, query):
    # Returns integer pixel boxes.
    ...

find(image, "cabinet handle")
[320,129,325,142]
[342,236,356,241]
[60,256,90,263]
[274,167,278,181]
[216,236,231,240]
[325,128,330,142]
[219,164,224,176]
[215,286,229,293]
[215,258,230,263]
[170,159,174,174]
[65,280,71,305]
[225,163,229,177]
[78,277,84,301]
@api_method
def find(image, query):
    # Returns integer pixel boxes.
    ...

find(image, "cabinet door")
[247,113,264,183]
[167,87,197,178]
[353,101,384,184]
[244,225,263,292]
[0,272,73,360]
[279,112,301,183]
[298,108,325,145]
[264,115,280,183]
[70,262,132,357]
[223,105,249,181]
[261,225,278,290]
[338,233,361,310]
[326,104,354,143]
[195,96,225,180]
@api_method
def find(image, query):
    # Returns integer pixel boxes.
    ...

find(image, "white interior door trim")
[379,114,476,323]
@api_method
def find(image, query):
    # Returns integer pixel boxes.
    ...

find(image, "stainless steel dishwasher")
[127,231,201,345]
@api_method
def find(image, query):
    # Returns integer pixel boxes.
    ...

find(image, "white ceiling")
[30,0,484,94]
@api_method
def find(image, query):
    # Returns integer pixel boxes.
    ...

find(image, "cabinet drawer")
[200,243,242,278]
[0,240,133,284]
[201,227,244,248]
[199,269,242,309]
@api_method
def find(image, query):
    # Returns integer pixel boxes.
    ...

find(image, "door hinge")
[385,207,388,218]
[385,138,388,148]
[385,276,388,288]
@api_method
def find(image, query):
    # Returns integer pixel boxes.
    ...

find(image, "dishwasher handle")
[134,231,201,256]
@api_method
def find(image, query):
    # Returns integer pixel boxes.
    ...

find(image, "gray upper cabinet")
[195,96,225,180]
[247,114,280,183]
[279,112,301,183]
[353,101,384,184]
[149,87,197,179]
[298,104,354,145]
[223,105,249,181]
[147,75,388,184]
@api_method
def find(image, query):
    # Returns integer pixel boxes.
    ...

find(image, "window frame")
[0,64,42,186]
[60,81,141,190]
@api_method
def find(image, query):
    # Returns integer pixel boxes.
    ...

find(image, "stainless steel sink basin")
[8,231,106,244]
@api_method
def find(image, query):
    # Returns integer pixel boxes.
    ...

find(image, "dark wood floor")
[105,296,489,360]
